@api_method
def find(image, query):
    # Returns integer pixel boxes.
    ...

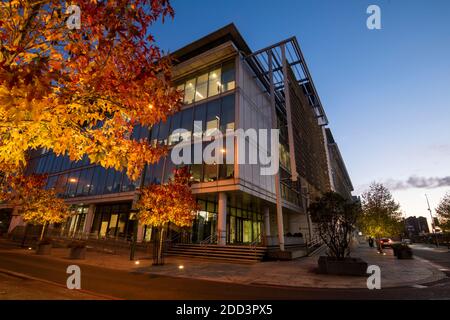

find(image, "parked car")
[402,238,412,244]
[377,238,393,248]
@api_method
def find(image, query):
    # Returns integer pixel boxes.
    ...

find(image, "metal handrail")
[200,234,217,246]
[250,232,263,260]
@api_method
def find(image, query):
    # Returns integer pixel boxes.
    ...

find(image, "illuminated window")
[195,73,208,102]
[208,68,221,97]
[184,78,196,104]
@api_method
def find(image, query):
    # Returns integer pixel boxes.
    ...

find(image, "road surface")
[1,244,450,300]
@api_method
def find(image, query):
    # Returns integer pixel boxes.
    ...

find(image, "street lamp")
[425,194,439,248]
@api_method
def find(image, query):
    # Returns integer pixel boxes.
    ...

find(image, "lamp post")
[129,208,139,261]
[425,194,439,248]
[129,162,148,261]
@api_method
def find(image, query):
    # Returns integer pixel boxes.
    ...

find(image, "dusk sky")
[152,0,450,224]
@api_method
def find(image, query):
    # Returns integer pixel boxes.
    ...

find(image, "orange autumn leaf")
[0,0,181,181]
[136,167,198,228]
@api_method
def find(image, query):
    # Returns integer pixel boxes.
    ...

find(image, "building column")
[7,207,24,234]
[264,207,271,238]
[217,192,227,245]
[83,204,95,234]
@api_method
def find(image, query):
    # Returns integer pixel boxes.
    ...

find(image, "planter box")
[318,256,368,276]
[36,243,52,255]
[69,247,86,260]
[397,249,413,259]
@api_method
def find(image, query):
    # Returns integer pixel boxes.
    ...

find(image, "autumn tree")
[358,183,403,251]
[0,0,181,181]
[308,192,361,260]
[136,167,197,264]
[0,173,70,240]
[436,192,450,232]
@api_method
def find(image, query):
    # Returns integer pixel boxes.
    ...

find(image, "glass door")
[243,219,252,243]
[236,217,243,243]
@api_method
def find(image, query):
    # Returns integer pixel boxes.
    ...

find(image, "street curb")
[0,267,122,300]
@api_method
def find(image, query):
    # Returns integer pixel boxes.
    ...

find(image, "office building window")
[184,78,196,104]
[177,61,235,105]
[208,68,221,97]
[221,61,235,92]
[205,99,220,136]
[195,73,208,102]
[220,94,235,132]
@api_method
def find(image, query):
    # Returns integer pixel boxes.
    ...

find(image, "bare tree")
[308,192,361,260]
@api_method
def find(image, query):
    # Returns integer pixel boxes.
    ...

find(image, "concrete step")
[166,244,267,262]
[165,253,259,264]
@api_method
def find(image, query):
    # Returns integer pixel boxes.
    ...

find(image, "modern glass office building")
[5,24,353,249]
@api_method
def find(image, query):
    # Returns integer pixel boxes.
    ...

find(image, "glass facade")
[147,93,235,184]
[176,61,235,105]
[61,205,89,236]
[189,199,263,244]
[90,203,133,239]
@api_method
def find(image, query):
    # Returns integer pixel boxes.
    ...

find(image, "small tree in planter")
[0,173,70,253]
[308,192,366,276]
[136,167,198,265]
[436,193,450,232]
[69,240,87,260]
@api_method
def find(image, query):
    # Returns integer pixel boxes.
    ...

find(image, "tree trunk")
[40,222,47,241]
[158,227,165,265]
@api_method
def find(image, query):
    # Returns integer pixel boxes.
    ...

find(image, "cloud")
[381,176,450,191]
[354,176,450,194]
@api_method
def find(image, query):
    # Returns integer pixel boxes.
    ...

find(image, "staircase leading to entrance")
[165,243,267,263]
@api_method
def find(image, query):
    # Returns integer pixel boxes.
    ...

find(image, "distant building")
[405,216,430,237]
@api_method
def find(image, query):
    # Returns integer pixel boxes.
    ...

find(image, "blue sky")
[152,0,450,222]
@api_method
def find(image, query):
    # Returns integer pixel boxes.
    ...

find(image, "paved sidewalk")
[0,240,446,289]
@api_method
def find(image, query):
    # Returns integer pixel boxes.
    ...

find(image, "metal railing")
[200,234,217,246]
[306,233,323,254]
[250,232,263,260]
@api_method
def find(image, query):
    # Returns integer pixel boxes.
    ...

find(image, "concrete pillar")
[288,214,301,234]
[137,223,144,243]
[217,192,227,245]
[83,204,95,234]
[7,208,24,234]
[264,207,271,237]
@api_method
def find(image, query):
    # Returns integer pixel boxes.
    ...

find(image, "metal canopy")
[245,37,328,126]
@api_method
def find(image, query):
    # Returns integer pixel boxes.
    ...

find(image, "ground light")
[28,247,32,250]
[134,260,140,265]
[178,265,184,270]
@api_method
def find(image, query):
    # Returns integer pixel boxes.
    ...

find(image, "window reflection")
[184,78,196,104]
[195,73,208,102]
[177,61,235,105]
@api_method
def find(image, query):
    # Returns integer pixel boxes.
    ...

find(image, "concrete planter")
[397,249,413,259]
[69,247,86,260]
[318,256,368,276]
[392,244,413,259]
[36,243,52,255]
